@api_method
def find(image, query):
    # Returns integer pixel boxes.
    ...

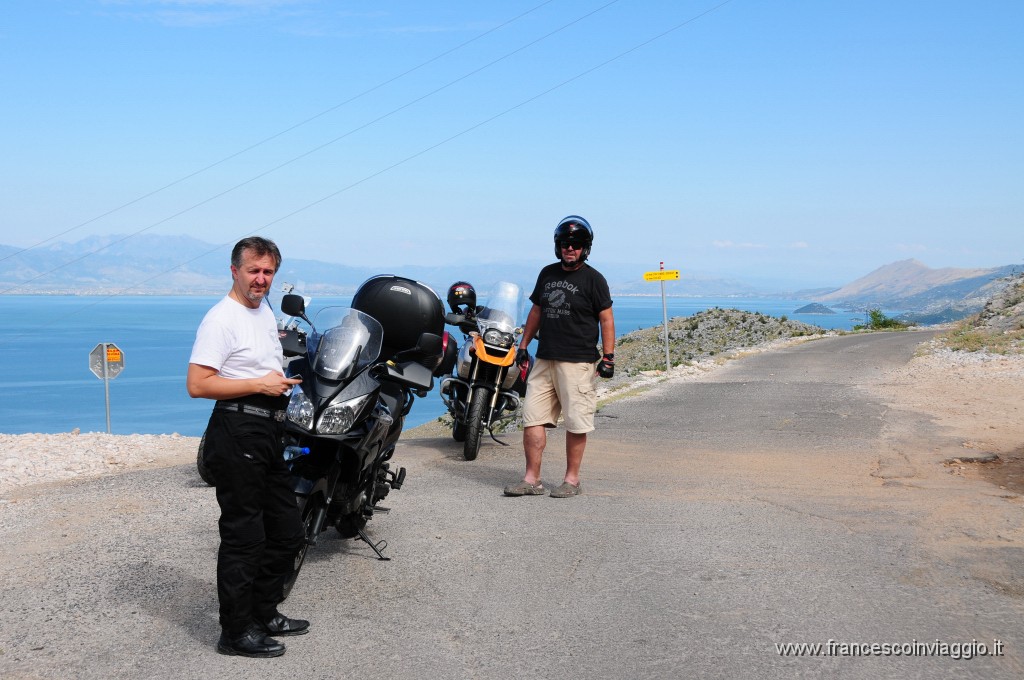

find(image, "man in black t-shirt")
[504,216,615,498]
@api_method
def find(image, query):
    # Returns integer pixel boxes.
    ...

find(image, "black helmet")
[447,281,476,315]
[553,215,593,263]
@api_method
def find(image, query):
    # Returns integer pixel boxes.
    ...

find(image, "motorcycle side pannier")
[351,275,446,361]
[435,332,458,377]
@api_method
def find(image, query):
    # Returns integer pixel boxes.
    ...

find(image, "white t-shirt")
[189,296,284,379]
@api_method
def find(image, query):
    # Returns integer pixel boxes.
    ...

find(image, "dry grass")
[940,322,1024,355]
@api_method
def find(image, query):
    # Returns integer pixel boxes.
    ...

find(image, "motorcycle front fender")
[472,336,516,367]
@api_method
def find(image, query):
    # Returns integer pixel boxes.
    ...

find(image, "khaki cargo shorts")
[522,358,598,434]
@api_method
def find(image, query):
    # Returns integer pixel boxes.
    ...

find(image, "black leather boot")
[262,612,310,637]
[217,624,286,658]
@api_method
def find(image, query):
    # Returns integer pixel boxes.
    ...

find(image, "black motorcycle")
[276,275,447,597]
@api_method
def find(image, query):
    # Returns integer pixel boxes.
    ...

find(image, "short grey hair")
[231,236,282,270]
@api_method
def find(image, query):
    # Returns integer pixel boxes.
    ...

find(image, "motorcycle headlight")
[483,328,514,348]
[286,386,315,430]
[317,393,374,435]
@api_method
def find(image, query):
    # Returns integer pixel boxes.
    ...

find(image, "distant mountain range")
[806,259,1024,323]
[1,236,1020,323]
[0,234,766,298]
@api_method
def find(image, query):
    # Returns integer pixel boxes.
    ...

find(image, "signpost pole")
[102,343,112,434]
[660,262,670,372]
[642,266,679,373]
[89,342,124,434]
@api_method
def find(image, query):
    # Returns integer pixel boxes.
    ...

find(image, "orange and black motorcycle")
[439,281,531,461]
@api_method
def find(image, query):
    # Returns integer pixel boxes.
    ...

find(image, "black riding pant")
[204,409,303,636]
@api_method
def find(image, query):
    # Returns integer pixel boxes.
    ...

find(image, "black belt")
[215,402,287,421]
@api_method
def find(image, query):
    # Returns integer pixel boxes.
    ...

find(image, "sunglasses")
[559,241,584,251]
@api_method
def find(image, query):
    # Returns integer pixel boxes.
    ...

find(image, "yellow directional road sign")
[643,270,680,281]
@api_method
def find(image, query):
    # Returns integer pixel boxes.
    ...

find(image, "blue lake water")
[0,294,871,436]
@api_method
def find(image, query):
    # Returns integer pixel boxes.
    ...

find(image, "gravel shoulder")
[865,339,1024,494]
[0,432,197,499]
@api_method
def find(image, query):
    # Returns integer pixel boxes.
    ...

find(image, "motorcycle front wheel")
[282,492,325,600]
[463,387,490,461]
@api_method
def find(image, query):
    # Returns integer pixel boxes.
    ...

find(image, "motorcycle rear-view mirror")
[281,293,308,320]
[414,332,443,356]
[445,311,478,336]
[391,332,443,366]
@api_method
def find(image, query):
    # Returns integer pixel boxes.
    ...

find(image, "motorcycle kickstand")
[356,527,391,561]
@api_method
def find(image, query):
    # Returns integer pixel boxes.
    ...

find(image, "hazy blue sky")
[2,1,1021,289]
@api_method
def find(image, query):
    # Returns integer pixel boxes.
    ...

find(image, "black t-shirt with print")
[529,262,613,363]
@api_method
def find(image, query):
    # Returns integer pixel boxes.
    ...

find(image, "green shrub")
[853,309,910,331]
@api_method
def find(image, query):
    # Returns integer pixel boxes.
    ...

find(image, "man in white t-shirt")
[187,236,305,658]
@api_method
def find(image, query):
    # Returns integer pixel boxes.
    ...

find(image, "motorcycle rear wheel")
[463,387,489,461]
[282,492,325,600]
[452,419,467,442]
[196,431,215,486]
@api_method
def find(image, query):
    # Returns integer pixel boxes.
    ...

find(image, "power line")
[1,0,734,309]
[2,0,625,294]
[246,0,737,234]
[0,0,558,264]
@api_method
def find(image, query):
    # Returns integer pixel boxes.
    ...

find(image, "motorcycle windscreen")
[477,281,523,329]
[310,307,383,381]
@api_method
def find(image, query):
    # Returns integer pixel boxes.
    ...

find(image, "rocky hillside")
[940,273,1024,354]
[973,273,1024,332]
[613,307,824,376]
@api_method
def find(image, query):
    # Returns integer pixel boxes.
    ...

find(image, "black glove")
[597,353,614,379]
[516,348,530,367]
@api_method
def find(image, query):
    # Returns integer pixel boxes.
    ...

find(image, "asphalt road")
[1,331,1021,679]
